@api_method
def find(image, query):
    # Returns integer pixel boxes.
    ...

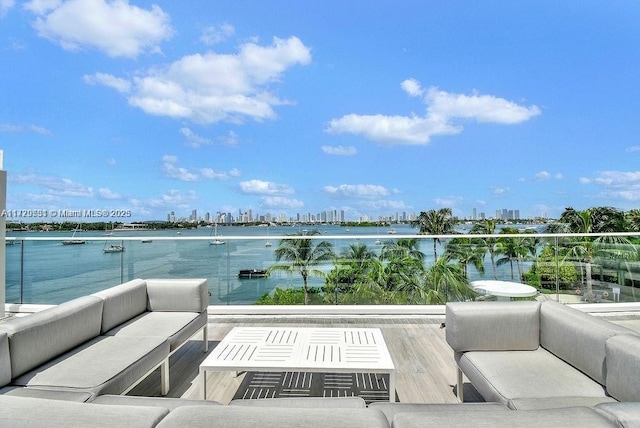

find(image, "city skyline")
[2,2,640,222]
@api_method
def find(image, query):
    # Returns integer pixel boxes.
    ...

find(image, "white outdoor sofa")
[0,278,208,399]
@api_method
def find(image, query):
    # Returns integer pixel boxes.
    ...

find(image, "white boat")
[209,223,225,245]
[103,244,124,253]
[387,228,397,234]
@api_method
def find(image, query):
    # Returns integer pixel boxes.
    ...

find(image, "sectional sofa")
[0,278,208,399]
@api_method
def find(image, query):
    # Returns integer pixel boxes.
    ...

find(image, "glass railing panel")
[4,230,640,305]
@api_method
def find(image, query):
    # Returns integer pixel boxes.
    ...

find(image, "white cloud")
[0,123,52,135]
[161,155,230,181]
[180,127,212,149]
[492,186,510,196]
[199,168,228,180]
[321,145,357,156]
[10,173,93,197]
[425,86,541,124]
[626,145,640,153]
[1,0,15,16]
[260,196,304,209]
[91,36,311,124]
[239,179,294,195]
[434,196,463,207]
[97,187,120,199]
[359,199,410,211]
[401,78,424,97]
[84,72,131,93]
[580,170,640,201]
[327,80,540,145]
[535,171,551,180]
[219,131,239,146]
[148,189,198,208]
[323,184,389,199]
[327,113,459,145]
[200,23,234,45]
[26,0,173,58]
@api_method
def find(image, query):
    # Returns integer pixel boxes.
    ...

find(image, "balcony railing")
[5,231,640,306]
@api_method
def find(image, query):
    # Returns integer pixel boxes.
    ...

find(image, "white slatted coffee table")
[200,327,396,402]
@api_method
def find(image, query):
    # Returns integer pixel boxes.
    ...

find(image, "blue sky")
[1,1,640,222]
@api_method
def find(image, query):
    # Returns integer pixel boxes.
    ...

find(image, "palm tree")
[325,243,376,304]
[267,229,334,305]
[443,237,485,279]
[471,219,499,279]
[420,258,475,304]
[625,209,640,231]
[411,208,457,261]
[547,206,627,302]
[495,227,538,281]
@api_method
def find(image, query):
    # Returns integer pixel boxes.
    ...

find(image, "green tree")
[411,208,457,261]
[443,237,485,279]
[625,209,640,232]
[547,206,627,302]
[471,219,499,279]
[267,229,334,305]
[419,258,475,304]
[324,243,377,304]
[496,227,538,281]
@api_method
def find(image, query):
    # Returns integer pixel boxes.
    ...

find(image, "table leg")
[201,370,207,400]
[388,371,396,402]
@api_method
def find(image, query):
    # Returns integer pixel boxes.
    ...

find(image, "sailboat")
[62,224,86,245]
[209,223,225,245]
[264,225,272,247]
[103,242,124,253]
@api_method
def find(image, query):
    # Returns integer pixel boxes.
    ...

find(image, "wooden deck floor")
[129,314,640,404]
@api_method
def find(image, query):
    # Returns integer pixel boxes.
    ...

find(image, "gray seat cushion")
[0,332,10,387]
[605,334,640,401]
[391,406,617,428]
[595,402,640,428]
[156,405,389,428]
[0,395,168,428]
[11,335,169,396]
[104,311,205,352]
[90,394,221,410]
[369,402,508,425]
[229,396,367,408]
[92,278,148,333]
[0,296,104,379]
[457,347,607,405]
[0,386,93,402]
[540,301,638,385]
[509,396,618,410]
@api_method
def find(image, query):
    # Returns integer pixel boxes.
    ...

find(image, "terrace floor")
[129,313,640,404]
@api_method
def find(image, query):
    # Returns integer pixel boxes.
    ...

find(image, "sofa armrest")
[0,332,10,387]
[145,279,209,313]
[445,301,541,352]
[605,334,640,401]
